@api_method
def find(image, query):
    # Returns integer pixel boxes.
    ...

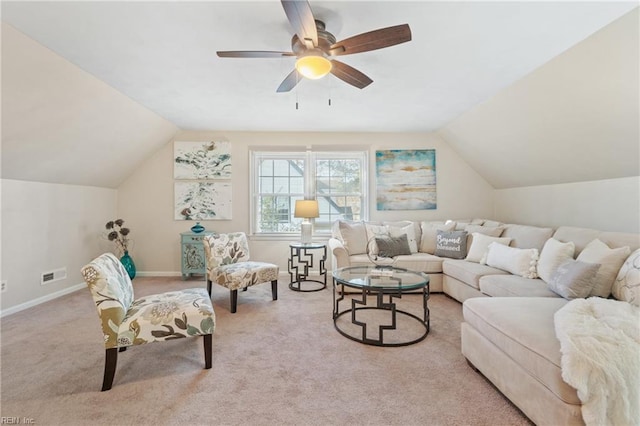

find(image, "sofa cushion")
[482,220,504,228]
[365,223,390,255]
[337,220,368,255]
[479,275,560,297]
[537,238,576,283]
[612,248,640,306]
[547,260,600,299]
[483,243,539,279]
[462,297,578,405]
[376,234,411,258]
[393,253,444,273]
[443,259,508,290]
[576,238,630,298]
[387,222,419,253]
[466,233,512,263]
[502,224,554,251]
[465,224,505,237]
[419,221,455,254]
[552,226,600,256]
[434,230,468,259]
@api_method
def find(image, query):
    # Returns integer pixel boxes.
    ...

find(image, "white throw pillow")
[612,248,640,307]
[337,221,368,255]
[547,259,600,299]
[484,242,539,279]
[419,221,455,254]
[576,239,630,298]
[466,233,512,263]
[388,223,418,253]
[365,223,390,255]
[537,238,576,283]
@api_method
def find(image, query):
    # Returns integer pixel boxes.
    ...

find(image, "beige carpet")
[1,277,531,425]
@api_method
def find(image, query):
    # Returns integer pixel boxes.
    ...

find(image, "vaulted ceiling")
[1,1,638,189]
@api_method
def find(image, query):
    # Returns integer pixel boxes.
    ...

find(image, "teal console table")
[180,231,214,280]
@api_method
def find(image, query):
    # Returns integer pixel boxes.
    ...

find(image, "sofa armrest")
[328,238,350,271]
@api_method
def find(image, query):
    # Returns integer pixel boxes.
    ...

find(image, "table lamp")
[294,200,319,243]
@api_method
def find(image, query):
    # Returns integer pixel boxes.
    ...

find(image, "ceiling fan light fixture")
[295,51,332,80]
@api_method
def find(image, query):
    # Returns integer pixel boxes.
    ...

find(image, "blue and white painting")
[376,149,436,210]
[174,181,232,220]
[174,141,232,179]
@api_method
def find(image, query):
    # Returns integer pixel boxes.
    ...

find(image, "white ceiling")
[2,1,637,133]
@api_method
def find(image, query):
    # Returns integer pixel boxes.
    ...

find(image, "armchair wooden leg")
[207,279,212,297]
[230,289,238,313]
[102,348,118,391]
[271,280,278,300]
[204,334,212,369]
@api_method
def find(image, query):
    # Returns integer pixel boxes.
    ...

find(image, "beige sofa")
[328,219,640,425]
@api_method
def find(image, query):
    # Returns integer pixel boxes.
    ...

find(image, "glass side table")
[288,242,327,292]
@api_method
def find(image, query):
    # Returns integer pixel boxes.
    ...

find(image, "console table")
[180,231,214,280]
[288,242,327,292]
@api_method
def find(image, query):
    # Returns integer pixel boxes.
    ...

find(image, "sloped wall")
[1,23,178,188]
[438,8,639,189]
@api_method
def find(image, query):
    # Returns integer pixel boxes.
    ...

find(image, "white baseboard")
[0,271,313,317]
[0,282,86,318]
[136,271,183,277]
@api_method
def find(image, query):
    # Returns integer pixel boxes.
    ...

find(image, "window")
[251,150,368,237]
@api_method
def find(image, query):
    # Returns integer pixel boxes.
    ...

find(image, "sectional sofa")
[328,219,640,425]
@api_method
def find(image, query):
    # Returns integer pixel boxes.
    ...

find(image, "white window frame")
[250,149,368,239]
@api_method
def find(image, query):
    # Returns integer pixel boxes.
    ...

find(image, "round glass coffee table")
[332,266,430,347]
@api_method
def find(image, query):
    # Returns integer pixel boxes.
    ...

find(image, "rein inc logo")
[0,418,35,424]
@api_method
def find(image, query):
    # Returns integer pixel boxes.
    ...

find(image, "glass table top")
[332,266,429,291]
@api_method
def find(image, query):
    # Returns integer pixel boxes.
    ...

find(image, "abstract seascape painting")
[174,181,232,220]
[376,149,436,210]
[174,141,232,179]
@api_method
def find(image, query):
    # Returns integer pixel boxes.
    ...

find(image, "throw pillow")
[420,221,456,254]
[576,239,631,298]
[547,260,601,299]
[365,223,389,255]
[337,221,368,255]
[612,248,640,307]
[466,233,512,263]
[434,230,468,259]
[388,223,418,253]
[484,243,539,279]
[375,234,412,258]
[537,238,576,283]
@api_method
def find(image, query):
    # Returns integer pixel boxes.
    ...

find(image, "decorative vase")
[190,222,205,233]
[120,251,136,280]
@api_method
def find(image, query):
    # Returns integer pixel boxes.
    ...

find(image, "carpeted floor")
[0,277,531,425]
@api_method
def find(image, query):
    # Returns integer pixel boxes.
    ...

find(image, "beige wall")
[495,176,640,232]
[117,131,495,274]
[0,179,117,314]
[438,8,639,189]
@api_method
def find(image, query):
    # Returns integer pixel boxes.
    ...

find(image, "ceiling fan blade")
[217,51,295,58]
[329,24,412,56]
[330,60,373,89]
[276,69,301,93]
[281,0,318,49]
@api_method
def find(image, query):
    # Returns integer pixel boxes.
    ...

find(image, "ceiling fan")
[216,0,412,92]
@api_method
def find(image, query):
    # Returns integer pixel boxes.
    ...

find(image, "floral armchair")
[81,253,215,391]
[203,232,279,313]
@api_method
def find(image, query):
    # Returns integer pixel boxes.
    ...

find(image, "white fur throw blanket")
[554,297,640,426]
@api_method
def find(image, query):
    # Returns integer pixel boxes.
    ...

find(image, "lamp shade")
[294,200,319,218]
